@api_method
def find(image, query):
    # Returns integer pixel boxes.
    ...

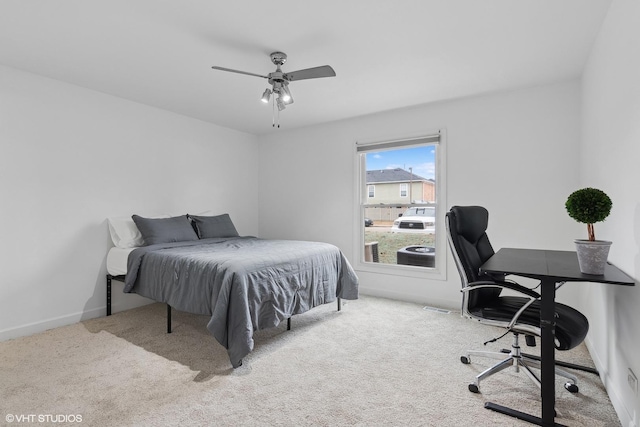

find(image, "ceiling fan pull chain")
[272,96,275,127]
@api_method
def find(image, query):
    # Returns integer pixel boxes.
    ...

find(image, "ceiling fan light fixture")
[261,88,272,103]
[280,84,294,104]
[276,97,286,111]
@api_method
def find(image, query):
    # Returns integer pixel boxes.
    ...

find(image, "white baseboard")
[584,336,635,427]
[0,307,103,343]
[358,286,458,311]
[0,299,153,343]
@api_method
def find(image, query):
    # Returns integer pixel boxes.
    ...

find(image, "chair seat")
[468,296,589,351]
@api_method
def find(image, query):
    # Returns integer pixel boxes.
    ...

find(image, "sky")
[366,145,436,180]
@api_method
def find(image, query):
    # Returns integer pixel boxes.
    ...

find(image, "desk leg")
[106,275,112,316]
[540,278,556,426]
[483,278,564,427]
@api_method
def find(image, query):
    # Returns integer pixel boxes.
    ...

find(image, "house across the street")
[365,168,435,221]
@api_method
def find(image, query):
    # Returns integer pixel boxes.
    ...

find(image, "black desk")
[480,248,634,427]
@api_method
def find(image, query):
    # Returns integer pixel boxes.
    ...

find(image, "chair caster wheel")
[564,382,579,393]
[468,383,480,393]
[460,356,470,364]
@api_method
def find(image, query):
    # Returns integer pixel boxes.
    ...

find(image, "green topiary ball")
[565,187,612,224]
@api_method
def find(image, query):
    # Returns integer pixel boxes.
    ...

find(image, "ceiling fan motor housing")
[268,52,289,88]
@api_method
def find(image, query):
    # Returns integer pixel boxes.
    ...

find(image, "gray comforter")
[124,237,359,367]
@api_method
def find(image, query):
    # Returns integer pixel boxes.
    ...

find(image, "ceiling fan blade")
[211,66,269,79]
[285,65,336,81]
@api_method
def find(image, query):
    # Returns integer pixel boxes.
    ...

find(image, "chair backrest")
[445,206,502,310]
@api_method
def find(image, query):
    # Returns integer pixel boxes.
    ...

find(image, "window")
[368,185,375,198]
[356,133,445,277]
[400,183,408,198]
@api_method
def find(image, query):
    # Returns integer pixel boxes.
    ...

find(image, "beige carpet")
[0,296,620,426]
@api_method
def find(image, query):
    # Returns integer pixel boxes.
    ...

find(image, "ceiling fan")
[212,52,336,127]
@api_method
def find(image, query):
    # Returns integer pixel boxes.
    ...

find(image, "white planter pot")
[574,240,612,275]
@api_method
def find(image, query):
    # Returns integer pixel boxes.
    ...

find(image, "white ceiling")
[0,0,612,135]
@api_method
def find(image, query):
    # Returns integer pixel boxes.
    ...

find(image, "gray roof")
[366,168,431,184]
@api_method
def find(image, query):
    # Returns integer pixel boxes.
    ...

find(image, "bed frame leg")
[167,304,172,334]
[287,317,291,331]
[337,298,341,311]
[106,275,112,316]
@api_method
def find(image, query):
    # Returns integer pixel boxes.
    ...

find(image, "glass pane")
[362,144,437,268]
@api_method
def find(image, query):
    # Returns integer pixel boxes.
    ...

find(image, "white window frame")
[353,131,447,280]
[400,183,408,198]
[368,185,375,198]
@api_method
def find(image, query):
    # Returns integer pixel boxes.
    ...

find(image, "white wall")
[0,65,259,340]
[258,80,582,309]
[581,0,640,425]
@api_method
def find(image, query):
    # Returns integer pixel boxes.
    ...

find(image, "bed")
[106,213,359,367]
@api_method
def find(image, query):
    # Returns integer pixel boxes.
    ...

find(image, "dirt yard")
[364,225,436,265]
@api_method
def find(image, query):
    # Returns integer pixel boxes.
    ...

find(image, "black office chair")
[445,206,589,394]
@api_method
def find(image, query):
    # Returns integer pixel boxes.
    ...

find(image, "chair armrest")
[464,280,541,299]
[463,280,541,330]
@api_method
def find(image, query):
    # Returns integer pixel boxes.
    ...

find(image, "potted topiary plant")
[565,187,613,275]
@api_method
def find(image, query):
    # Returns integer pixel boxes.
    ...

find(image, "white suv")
[391,207,436,233]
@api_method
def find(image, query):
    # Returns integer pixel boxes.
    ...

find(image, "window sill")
[354,259,447,281]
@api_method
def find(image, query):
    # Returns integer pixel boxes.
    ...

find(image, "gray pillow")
[188,213,239,239]
[131,214,199,246]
